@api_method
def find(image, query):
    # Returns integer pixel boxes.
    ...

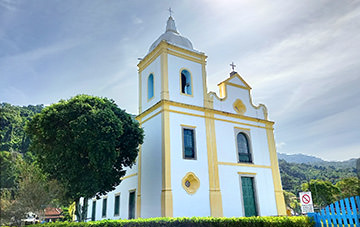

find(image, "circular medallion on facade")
[233,99,247,115]
[182,172,200,194]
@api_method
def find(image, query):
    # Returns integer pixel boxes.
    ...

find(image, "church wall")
[214,119,271,166]
[168,111,211,217]
[167,54,204,107]
[218,165,277,217]
[140,112,162,218]
[141,56,161,112]
[85,174,137,221]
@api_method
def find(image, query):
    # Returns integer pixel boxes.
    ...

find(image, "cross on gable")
[230,62,236,71]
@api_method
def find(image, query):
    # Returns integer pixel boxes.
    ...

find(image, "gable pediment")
[218,72,251,90]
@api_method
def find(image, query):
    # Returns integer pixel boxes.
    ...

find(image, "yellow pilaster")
[266,122,287,216]
[161,50,169,100]
[205,98,223,217]
[161,102,173,217]
[201,61,208,107]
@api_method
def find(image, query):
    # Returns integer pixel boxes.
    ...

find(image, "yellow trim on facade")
[218,162,271,169]
[205,104,223,217]
[138,41,207,73]
[226,82,251,90]
[217,72,252,89]
[161,102,173,217]
[234,126,250,131]
[141,109,162,125]
[161,51,169,100]
[138,46,163,73]
[120,173,138,181]
[179,67,194,97]
[265,122,287,216]
[137,99,272,127]
[168,108,269,130]
[237,172,257,175]
[167,49,205,64]
[201,63,208,108]
[180,124,196,129]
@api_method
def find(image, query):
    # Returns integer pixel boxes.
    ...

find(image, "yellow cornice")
[120,173,137,180]
[137,41,207,73]
[237,172,257,175]
[218,162,271,169]
[136,99,273,127]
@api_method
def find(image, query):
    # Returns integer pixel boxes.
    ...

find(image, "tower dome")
[148,16,194,53]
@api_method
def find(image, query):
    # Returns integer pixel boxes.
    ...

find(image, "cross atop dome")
[148,13,194,53]
[168,7,173,17]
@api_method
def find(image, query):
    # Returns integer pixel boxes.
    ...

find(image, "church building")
[85,15,286,220]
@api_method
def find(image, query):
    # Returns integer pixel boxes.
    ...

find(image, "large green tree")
[25,95,144,221]
[336,177,360,199]
[301,179,340,208]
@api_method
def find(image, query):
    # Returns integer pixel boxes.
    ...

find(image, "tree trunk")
[75,198,88,222]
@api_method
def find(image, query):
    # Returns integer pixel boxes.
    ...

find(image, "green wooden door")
[241,177,258,217]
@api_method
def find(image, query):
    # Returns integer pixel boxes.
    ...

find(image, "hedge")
[28,216,312,227]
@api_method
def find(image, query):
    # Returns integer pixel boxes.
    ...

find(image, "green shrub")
[28,216,312,227]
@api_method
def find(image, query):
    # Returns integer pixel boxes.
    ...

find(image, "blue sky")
[1,0,359,161]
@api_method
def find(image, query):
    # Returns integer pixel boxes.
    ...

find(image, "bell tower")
[136,15,219,218]
[137,16,208,114]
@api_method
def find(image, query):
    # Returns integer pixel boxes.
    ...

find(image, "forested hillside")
[0,103,43,154]
[278,152,357,169]
[279,157,359,212]
[278,159,357,195]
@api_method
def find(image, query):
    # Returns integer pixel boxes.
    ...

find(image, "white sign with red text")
[299,191,314,213]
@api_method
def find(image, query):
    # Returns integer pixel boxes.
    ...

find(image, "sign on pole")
[299,191,314,213]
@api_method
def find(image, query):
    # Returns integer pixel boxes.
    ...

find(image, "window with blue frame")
[148,73,154,100]
[237,132,252,163]
[102,198,107,217]
[91,200,96,221]
[181,70,192,95]
[183,128,196,159]
[114,194,120,216]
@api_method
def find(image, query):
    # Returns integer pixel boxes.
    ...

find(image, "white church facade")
[85,15,286,220]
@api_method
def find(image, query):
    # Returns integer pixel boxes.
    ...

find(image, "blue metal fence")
[308,196,360,227]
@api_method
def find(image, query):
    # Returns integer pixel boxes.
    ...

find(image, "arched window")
[148,74,154,100]
[237,132,252,163]
[180,69,192,95]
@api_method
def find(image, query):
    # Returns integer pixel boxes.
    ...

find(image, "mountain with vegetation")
[277,152,357,168]
[278,153,324,164]
[278,159,357,195]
